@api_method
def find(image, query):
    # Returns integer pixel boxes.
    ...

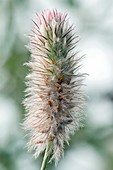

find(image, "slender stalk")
[40,144,50,170]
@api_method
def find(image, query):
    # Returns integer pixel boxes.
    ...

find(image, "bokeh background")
[0,0,113,170]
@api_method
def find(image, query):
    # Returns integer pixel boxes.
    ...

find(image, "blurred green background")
[0,0,113,170]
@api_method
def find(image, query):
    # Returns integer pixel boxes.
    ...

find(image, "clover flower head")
[23,9,86,165]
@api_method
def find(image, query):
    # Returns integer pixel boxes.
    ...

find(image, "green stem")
[40,144,50,170]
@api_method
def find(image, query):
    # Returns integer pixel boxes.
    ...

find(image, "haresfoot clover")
[23,9,86,166]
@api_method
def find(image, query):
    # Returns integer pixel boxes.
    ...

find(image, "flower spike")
[23,9,87,167]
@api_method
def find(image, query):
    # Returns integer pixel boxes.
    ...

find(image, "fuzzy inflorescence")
[23,9,86,164]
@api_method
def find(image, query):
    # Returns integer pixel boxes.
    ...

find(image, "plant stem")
[40,144,50,170]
